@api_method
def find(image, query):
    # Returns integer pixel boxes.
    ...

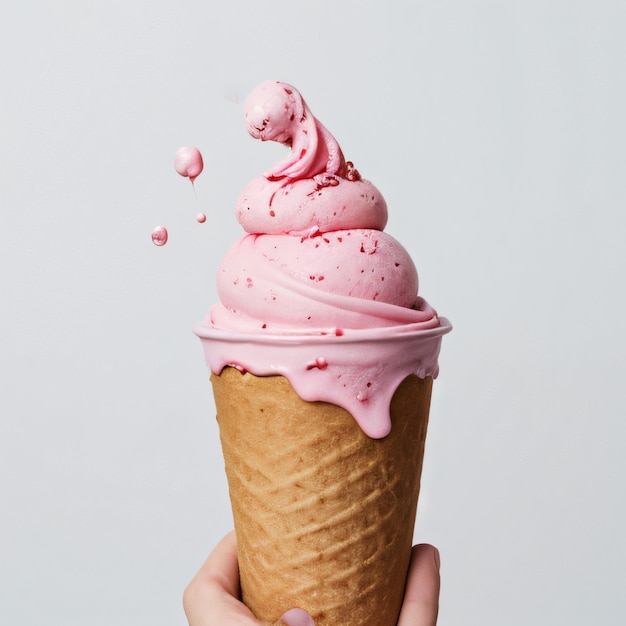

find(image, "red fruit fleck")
[345,161,361,181]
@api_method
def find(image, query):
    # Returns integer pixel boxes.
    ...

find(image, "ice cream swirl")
[235,80,387,236]
[195,81,450,437]
[210,81,438,333]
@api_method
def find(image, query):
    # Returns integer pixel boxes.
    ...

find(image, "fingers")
[183,531,259,626]
[272,608,315,626]
[185,532,427,626]
[183,532,315,626]
[397,544,441,626]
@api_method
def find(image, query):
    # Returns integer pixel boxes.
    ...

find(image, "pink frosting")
[195,81,451,438]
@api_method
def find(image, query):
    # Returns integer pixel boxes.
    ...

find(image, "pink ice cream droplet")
[197,213,207,223]
[151,226,168,246]
[305,357,328,370]
[175,146,204,183]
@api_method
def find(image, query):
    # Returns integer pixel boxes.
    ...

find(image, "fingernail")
[433,547,441,572]
[280,607,315,626]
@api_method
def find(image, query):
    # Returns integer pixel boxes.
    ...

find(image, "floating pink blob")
[197,213,207,223]
[152,225,168,246]
[175,146,204,183]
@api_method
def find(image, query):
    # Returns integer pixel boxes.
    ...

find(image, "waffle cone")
[211,367,433,626]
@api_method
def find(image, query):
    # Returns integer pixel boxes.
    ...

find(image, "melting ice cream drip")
[152,146,207,245]
[175,146,204,184]
[151,226,168,246]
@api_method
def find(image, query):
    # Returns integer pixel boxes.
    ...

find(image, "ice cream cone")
[211,366,433,626]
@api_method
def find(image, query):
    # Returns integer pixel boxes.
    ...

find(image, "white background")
[2,1,625,624]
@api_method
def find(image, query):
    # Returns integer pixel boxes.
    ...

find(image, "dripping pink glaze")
[194,320,451,439]
[175,146,204,183]
[195,81,451,439]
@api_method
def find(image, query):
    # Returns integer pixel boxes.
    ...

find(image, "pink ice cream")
[194,81,451,438]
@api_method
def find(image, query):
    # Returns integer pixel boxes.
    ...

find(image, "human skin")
[183,532,440,626]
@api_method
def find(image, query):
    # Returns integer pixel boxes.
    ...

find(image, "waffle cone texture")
[211,367,433,626]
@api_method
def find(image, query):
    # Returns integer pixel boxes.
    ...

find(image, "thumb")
[272,607,315,626]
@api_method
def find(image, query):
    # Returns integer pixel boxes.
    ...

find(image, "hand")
[183,531,312,626]
[397,543,441,626]
[183,531,440,626]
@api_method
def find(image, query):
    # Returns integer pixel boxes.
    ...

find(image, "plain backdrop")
[1,1,625,624]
